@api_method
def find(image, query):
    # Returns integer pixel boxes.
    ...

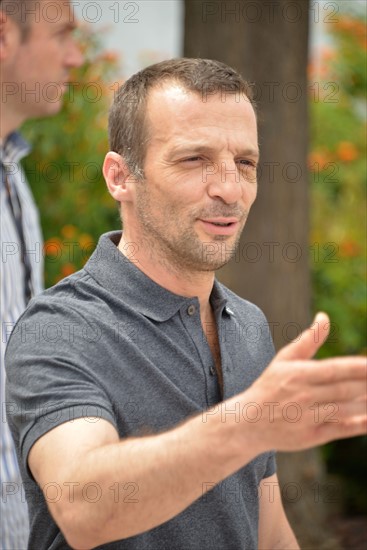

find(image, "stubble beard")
[135,184,248,274]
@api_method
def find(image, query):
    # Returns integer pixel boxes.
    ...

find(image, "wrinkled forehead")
[145,79,255,111]
[144,82,257,140]
[142,83,258,164]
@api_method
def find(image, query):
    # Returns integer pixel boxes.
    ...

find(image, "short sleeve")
[263,452,277,479]
[5,298,118,474]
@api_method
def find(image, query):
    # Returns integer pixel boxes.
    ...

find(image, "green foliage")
[21,27,121,286]
[309,5,367,514]
[309,9,367,359]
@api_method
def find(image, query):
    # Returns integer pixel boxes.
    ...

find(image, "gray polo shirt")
[6,231,276,550]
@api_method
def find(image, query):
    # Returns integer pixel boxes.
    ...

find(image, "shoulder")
[5,268,100,355]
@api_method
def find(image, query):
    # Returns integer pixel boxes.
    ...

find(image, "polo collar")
[85,231,229,322]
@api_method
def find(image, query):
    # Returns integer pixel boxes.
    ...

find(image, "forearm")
[258,515,300,550]
[60,399,260,548]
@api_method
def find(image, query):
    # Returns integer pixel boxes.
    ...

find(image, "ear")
[0,9,19,61]
[0,10,8,60]
[103,152,136,204]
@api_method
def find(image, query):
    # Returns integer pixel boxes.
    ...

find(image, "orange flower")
[308,150,332,168]
[98,51,119,64]
[44,237,63,257]
[307,62,316,79]
[78,233,94,248]
[336,142,359,162]
[338,17,366,38]
[337,17,355,32]
[61,224,77,239]
[61,263,76,277]
[340,240,361,258]
[320,46,335,61]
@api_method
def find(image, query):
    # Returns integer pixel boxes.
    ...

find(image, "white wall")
[74,0,183,78]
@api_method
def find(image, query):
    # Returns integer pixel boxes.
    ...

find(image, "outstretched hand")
[242,312,367,452]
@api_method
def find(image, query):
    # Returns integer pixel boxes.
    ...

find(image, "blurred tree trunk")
[184,1,340,547]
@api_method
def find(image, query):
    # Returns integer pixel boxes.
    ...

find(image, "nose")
[206,161,244,204]
[65,37,84,69]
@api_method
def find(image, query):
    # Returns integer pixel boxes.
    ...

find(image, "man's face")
[130,83,259,272]
[2,0,83,123]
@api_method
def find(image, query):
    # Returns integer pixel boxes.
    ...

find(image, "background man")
[5,59,367,549]
[0,0,83,546]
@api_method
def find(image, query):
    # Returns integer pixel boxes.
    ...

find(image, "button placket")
[179,302,220,406]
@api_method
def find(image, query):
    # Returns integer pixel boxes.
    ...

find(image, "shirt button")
[210,366,216,376]
[187,305,196,316]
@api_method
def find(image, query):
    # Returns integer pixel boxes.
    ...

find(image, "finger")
[329,400,366,418]
[308,399,367,423]
[276,312,330,361]
[304,379,367,403]
[307,356,367,384]
[313,413,367,445]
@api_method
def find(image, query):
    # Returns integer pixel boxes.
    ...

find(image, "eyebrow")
[168,143,260,159]
[67,22,78,31]
[54,21,78,33]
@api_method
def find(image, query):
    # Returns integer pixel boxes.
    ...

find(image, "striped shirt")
[1,132,43,549]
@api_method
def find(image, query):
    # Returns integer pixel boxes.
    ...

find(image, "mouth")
[198,218,240,236]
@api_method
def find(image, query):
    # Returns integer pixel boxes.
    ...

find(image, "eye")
[55,30,69,41]
[238,159,257,168]
[181,156,202,163]
[55,25,75,40]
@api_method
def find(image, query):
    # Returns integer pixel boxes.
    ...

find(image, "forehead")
[26,0,77,33]
[145,83,258,149]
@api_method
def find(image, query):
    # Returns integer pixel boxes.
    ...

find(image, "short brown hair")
[108,58,255,179]
[1,0,38,39]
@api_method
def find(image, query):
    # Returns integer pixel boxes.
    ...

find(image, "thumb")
[276,312,330,361]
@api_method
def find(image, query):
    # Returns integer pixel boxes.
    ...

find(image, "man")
[5,59,366,549]
[1,0,83,546]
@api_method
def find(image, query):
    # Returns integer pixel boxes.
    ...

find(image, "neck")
[0,110,22,141]
[118,231,215,319]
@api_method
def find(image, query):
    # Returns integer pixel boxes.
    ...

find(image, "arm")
[29,313,367,548]
[258,474,299,550]
[29,401,254,549]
